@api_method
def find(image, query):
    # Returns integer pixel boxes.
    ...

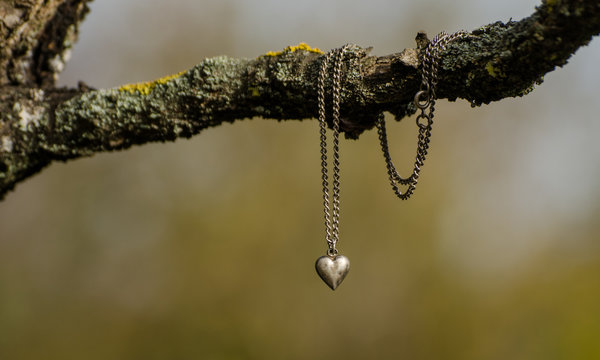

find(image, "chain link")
[318,44,350,255]
[377,31,470,200]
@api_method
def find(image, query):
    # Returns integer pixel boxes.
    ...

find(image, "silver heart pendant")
[315,255,350,290]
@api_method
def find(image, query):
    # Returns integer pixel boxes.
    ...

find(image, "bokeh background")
[2,0,600,359]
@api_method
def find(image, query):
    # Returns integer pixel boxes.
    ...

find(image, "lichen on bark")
[1,0,600,199]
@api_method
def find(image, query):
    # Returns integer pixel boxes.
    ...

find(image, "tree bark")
[1,0,599,199]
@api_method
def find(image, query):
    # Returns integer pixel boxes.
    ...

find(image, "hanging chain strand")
[317,50,334,247]
[377,31,470,200]
[318,44,350,256]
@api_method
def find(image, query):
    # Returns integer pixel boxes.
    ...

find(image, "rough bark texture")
[0,0,90,86]
[1,0,599,199]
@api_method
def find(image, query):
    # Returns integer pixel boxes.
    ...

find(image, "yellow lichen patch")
[263,42,323,57]
[118,70,186,95]
[485,61,506,78]
[249,86,260,97]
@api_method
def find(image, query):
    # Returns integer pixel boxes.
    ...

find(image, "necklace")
[314,32,469,290]
[314,44,351,291]
[377,31,470,199]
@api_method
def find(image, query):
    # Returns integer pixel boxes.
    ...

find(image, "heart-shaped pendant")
[315,255,350,290]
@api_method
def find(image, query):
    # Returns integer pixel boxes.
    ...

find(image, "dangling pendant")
[315,252,350,290]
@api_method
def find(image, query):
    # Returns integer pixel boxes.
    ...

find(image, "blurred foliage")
[1,0,600,359]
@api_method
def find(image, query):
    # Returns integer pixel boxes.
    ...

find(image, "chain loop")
[377,31,470,200]
[416,113,433,129]
[327,248,339,257]
[414,90,430,109]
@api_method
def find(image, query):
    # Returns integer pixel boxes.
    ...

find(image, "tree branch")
[1,0,599,199]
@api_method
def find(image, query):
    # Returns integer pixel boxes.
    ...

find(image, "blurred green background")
[2,0,600,359]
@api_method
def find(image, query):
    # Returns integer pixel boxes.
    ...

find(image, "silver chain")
[318,44,350,256]
[377,31,470,200]
[316,33,468,252]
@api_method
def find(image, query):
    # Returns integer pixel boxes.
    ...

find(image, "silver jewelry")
[315,44,351,290]
[314,32,468,289]
[377,31,470,199]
